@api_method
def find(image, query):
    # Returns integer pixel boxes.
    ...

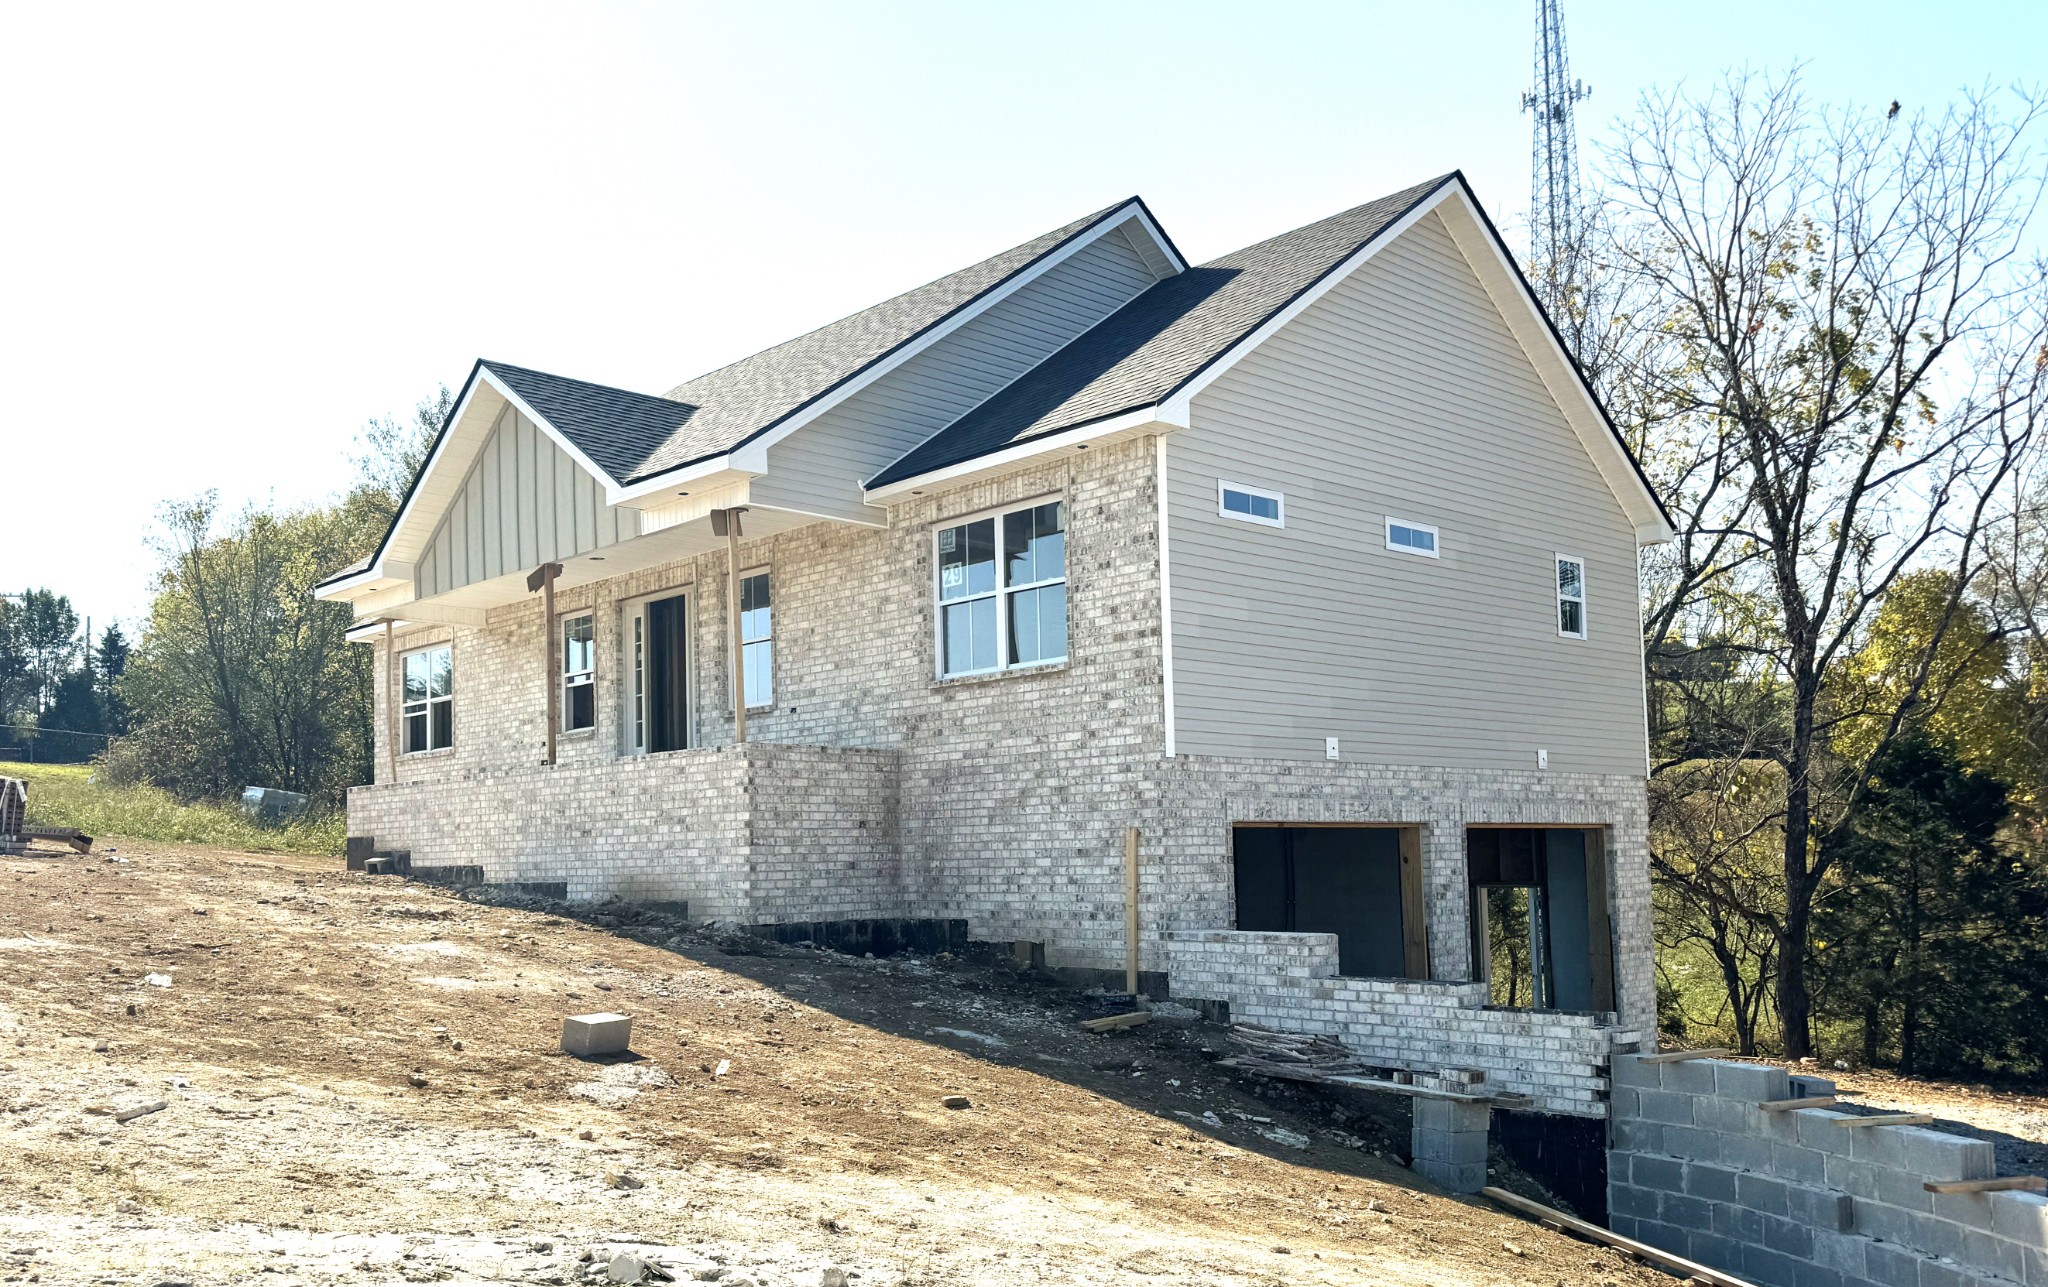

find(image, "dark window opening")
[1232,825,1428,978]
[1466,827,1614,1013]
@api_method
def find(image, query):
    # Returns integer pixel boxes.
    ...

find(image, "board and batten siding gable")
[1169,210,1647,775]
[416,405,640,599]
[752,224,1165,521]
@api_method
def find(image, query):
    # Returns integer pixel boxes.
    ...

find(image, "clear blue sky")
[2,0,2042,629]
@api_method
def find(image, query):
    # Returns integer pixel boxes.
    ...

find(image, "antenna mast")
[1521,0,1591,313]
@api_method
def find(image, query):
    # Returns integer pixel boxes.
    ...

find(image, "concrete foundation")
[1412,1099,1491,1193]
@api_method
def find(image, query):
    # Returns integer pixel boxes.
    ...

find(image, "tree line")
[1559,72,2048,1078]
[18,70,2048,1085]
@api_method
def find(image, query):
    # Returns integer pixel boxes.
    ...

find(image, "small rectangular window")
[739,571,773,708]
[1557,555,1588,638]
[936,499,1066,677]
[1218,481,1284,527]
[401,644,453,753]
[561,614,595,732]
[1385,517,1439,557]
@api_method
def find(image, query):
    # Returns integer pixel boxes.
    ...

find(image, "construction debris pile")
[1222,1025,1530,1108]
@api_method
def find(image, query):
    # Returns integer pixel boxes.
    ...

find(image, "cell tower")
[1521,0,1591,311]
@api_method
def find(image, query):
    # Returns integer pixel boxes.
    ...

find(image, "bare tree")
[1599,72,2048,1057]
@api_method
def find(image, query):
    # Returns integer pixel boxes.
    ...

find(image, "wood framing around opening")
[1585,827,1615,1012]
[1397,826,1430,980]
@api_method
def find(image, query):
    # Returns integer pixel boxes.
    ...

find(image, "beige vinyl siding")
[752,223,1164,521]
[417,406,639,598]
[1169,211,1647,775]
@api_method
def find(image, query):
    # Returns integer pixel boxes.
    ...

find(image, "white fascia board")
[862,406,1182,502]
[607,449,755,507]
[1430,187,1675,546]
[674,201,1174,485]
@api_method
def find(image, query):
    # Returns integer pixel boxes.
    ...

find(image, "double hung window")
[561,614,595,732]
[1556,556,1588,638]
[936,499,1067,677]
[401,645,453,753]
[739,571,773,707]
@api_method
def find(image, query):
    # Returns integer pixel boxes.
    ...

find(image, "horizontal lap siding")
[417,407,638,597]
[753,224,1163,521]
[1171,211,1647,775]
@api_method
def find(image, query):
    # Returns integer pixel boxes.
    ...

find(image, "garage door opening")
[1232,825,1428,978]
[1466,827,1614,1013]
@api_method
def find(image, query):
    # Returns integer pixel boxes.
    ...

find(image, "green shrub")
[0,760,344,856]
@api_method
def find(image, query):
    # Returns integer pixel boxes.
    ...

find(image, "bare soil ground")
[0,840,1674,1287]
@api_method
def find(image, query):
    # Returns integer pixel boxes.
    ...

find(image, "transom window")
[1385,517,1439,557]
[561,614,595,732]
[1557,555,1588,638]
[936,499,1067,677]
[1218,481,1284,527]
[740,571,773,708]
[401,645,453,754]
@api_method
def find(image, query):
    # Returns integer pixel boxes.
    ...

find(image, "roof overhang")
[609,198,1189,503]
[861,406,1183,502]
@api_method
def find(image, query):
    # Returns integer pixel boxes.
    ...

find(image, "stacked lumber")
[1227,1026,1377,1077]
[1220,1025,1529,1107]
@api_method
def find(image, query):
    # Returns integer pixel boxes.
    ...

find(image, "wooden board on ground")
[1080,1011,1150,1033]
[1480,1186,1759,1287]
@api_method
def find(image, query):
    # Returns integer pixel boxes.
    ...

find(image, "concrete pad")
[561,1012,632,1057]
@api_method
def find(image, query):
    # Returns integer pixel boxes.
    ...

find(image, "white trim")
[619,586,695,756]
[398,642,455,755]
[1385,517,1440,558]
[1555,552,1589,639]
[621,202,1182,506]
[1216,479,1284,528]
[476,367,629,501]
[866,407,1180,502]
[1156,435,1176,759]
[737,565,775,711]
[932,495,1069,679]
[559,610,596,733]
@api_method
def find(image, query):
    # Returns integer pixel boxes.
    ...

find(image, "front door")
[626,593,689,754]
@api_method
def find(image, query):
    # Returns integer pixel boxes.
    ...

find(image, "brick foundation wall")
[1610,1053,2048,1286]
[1162,929,1635,1116]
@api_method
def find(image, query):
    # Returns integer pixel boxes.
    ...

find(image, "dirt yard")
[0,840,1672,1286]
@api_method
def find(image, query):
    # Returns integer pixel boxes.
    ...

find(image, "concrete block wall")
[1609,1053,2048,1287]
[1163,929,1634,1115]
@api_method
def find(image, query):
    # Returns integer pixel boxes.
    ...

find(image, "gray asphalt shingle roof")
[480,361,701,484]
[866,175,1455,488]
[625,199,1139,483]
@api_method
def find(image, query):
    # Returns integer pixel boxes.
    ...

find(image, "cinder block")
[1413,1098,1489,1134]
[1685,1162,1740,1203]
[1615,1120,1665,1153]
[1665,1124,1725,1164]
[1714,1060,1792,1102]
[1742,1241,1830,1287]
[1695,1093,1757,1135]
[1662,1192,1714,1232]
[1688,1231,1744,1276]
[1825,1153,1879,1198]
[1610,1181,1659,1221]
[1863,1127,1995,1184]
[1662,1058,1718,1094]
[2025,1244,2048,1287]
[1633,1154,1686,1192]
[1633,1219,1690,1259]
[1875,1164,1936,1212]
[560,1011,632,1057]
[1759,1212,1814,1259]
[1412,1156,1486,1193]
[1791,1074,1837,1098]
[1853,1197,1917,1246]
[1723,1132,1775,1174]
[1862,1241,1920,1287]
[1714,1200,1764,1243]
[1811,1230,1867,1277]
[1795,1108,1862,1156]
[1770,1142,1826,1185]
[1966,1228,2028,1283]
[1991,1192,2048,1247]
[1736,1171,1791,1217]
[1785,1183,1855,1233]
[1610,1052,1661,1089]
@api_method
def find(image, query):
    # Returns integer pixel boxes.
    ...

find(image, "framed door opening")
[1466,827,1614,1013]
[624,591,691,755]
[1231,824,1429,979]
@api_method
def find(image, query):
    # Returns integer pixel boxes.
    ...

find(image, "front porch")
[346,742,903,923]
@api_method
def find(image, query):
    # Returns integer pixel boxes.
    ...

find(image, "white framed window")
[1556,554,1588,638]
[1385,517,1439,557]
[935,498,1067,678]
[561,613,595,732]
[1218,480,1284,527]
[400,644,453,754]
[739,570,773,708]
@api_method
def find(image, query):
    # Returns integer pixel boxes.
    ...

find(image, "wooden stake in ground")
[1124,826,1140,995]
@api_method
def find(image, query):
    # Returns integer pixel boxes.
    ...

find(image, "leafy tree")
[94,624,131,737]
[1604,73,2048,1057]
[1814,736,2048,1078]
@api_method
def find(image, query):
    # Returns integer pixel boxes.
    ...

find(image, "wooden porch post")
[1124,826,1141,994]
[383,619,397,783]
[526,563,564,765]
[712,508,749,744]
